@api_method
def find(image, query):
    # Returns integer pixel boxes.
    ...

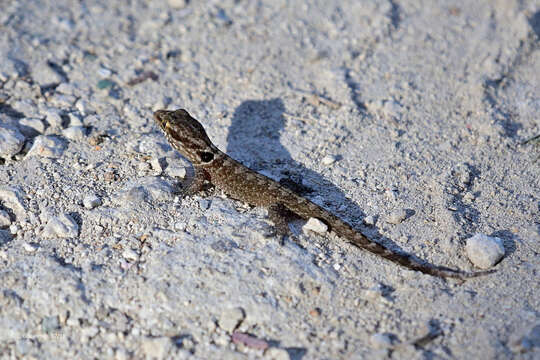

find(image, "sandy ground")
[0,0,539,359]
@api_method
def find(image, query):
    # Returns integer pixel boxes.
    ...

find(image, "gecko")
[154,108,494,280]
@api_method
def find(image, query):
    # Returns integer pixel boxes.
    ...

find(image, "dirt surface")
[0,0,539,359]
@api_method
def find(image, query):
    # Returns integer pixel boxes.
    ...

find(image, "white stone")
[264,347,290,360]
[218,307,245,333]
[75,99,93,115]
[44,108,64,127]
[62,126,86,141]
[370,333,394,349]
[166,164,187,178]
[383,100,403,119]
[116,177,176,204]
[150,158,162,174]
[140,337,171,360]
[363,215,376,226]
[83,194,102,209]
[167,0,188,8]
[42,213,79,238]
[122,248,139,262]
[386,209,407,224]
[18,118,45,136]
[68,113,84,127]
[0,124,25,158]
[32,62,64,86]
[23,242,37,253]
[303,217,328,234]
[465,233,505,269]
[0,186,26,219]
[9,224,19,235]
[98,67,112,77]
[27,135,66,158]
[321,154,337,166]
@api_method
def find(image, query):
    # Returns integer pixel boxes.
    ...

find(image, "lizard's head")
[153,109,218,165]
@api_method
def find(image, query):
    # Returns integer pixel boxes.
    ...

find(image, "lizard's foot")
[268,203,299,245]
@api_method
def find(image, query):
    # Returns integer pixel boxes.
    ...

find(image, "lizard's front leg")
[182,166,213,197]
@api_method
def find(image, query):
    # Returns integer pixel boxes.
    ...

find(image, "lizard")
[154,108,494,280]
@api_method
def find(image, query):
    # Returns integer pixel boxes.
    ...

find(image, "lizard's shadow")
[227,99,372,241]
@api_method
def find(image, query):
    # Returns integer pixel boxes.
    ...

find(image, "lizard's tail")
[282,192,495,280]
[349,235,496,279]
[325,213,495,280]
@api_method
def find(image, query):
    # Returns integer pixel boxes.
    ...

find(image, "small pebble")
[115,177,176,204]
[12,99,39,118]
[465,233,505,269]
[232,331,269,350]
[83,193,102,209]
[0,210,11,227]
[98,67,112,77]
[150,158,162,174]
[44,108,64,127]
[453,163,471,186]
[18,118,45,136]
[41,213,79,238]
[32,62,64,87]
[198,199,211,210]
[62,126,87,141]
[174,222,186,231]
[75,99,92,115]
[41,315,60,332]
[386,209,407,224]
[9,224,19,235]
[165,164,187,178]
[303,217,328,234]
[370,333,394,349]
[140,337,171,360]
[68,113,84,127]
[264,347,290,360]
[0,186,26,218]
[321,154,337,166]
[138,161,151,173]
[0,124,25,158]
[122,248,139,262]
[382,100,403,119]
[23,242,37,253]
[363,285,385,302]
[27,135,66,158]
[363,215,376,226]
[218,307,245,333]
[167,0,188,8]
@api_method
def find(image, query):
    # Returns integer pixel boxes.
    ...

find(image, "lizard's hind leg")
[268,203,298,245]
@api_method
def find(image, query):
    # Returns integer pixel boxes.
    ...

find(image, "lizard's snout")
[153,110,168,123]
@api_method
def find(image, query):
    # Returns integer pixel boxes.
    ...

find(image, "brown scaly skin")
[154,109,495,280]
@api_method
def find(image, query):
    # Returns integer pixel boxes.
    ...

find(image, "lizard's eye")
[199,151,214,163]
